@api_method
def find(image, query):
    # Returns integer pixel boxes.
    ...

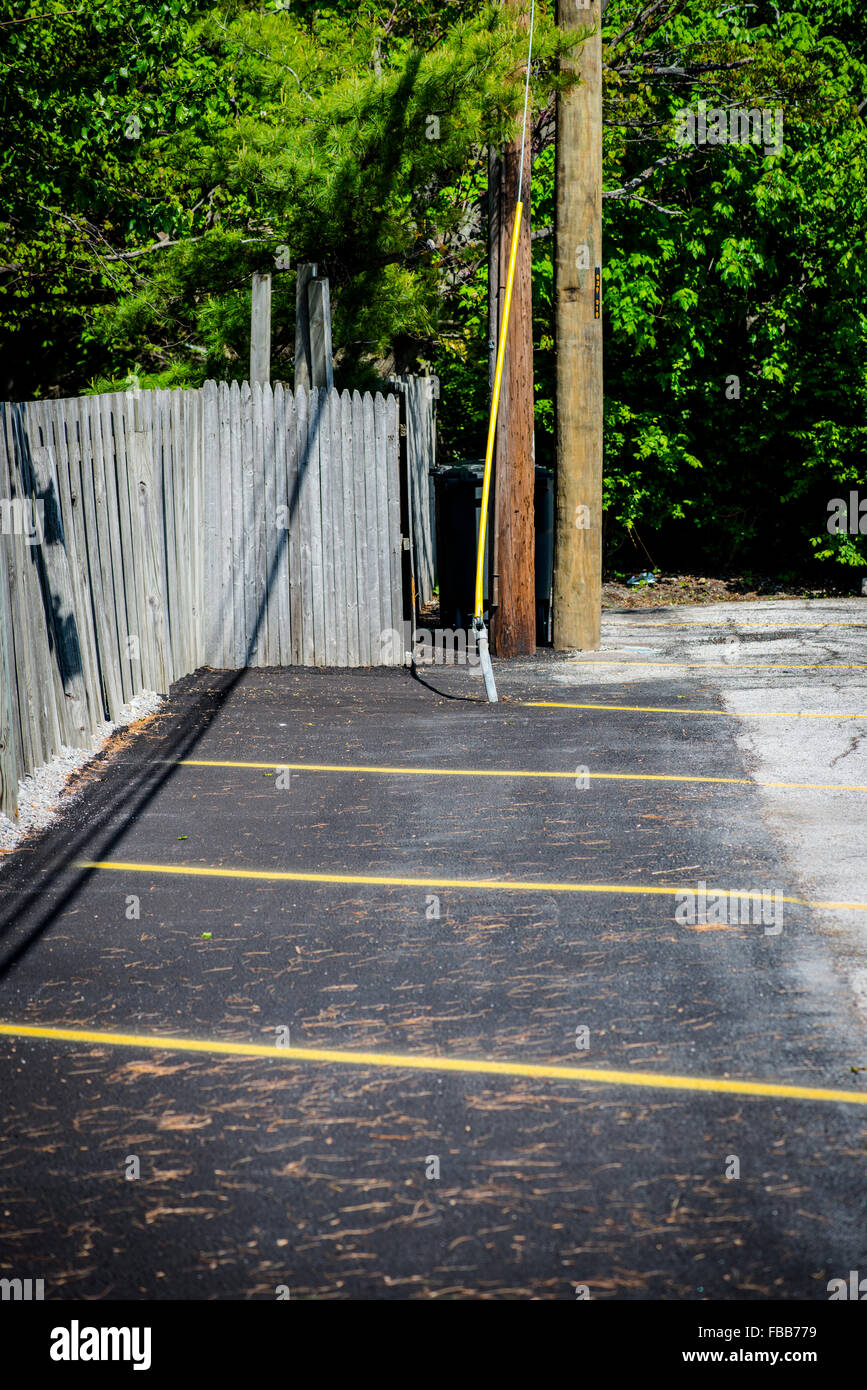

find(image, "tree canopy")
[1,0,864,576]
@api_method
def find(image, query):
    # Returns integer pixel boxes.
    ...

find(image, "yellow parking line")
[0,1021,864,1107]
[567,662,867,670]
[601,621,865,630]
[524,701,867,720]
[173,759,867,793]
[75,859,867,912]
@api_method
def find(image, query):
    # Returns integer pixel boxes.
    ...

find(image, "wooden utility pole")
[553,0,602,650]
[250,272,272,386]
[486,146,501,627]
[490,5,536,658]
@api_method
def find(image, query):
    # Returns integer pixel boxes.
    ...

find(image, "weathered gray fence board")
[340,390,360,666]
[273,383,291,666]
[171,391,188,677]
[318,388,337,667]
[170,389,189,677]
[158,390,179,683]
[307,389,326,665]
[296,386,315,666]
[69,396,113,723]
[103,391,138,700]
[187,389,204,669]
[127,394,156,691]
[350,391,371,667]
[9,405,56,763]
[152,391,173,686]
[262,382,278,665]
[252,382,269,666]
[225,380,242,669]
[86,396,124,717]
[105,395,138,703]
[0,412,24,777]
[327,389,347,665]
[0,412,22,812]
[285,387,303,666]
[385,394,404,656]
[187,388,203,669]
[32,412,65,753]
[0,521,16,815]
[5,409,39,773]
[99,394,135,705]
[29,440,89,746]
[361,393,381,662]
[134,390,170,692]
[27,402,71,747]
[207,383,221,669]
[202,381,220,667]
[240,381,256,666]
[116,393,141,700]
[374,394,392,655]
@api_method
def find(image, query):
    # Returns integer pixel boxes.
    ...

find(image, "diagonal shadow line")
[287,385,325,528]
[0,668,247,983]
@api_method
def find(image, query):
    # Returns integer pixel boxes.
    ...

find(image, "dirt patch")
[601,574,859,609]
[61,707,168,800]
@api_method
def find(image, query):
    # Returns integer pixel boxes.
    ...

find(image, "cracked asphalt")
[0,597,866,1300]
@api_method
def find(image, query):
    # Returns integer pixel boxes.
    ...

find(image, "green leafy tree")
[3,0,865,576]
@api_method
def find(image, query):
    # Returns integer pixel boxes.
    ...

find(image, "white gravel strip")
[0,690,165,857]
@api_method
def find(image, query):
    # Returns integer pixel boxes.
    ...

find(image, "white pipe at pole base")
[474,619,498,703]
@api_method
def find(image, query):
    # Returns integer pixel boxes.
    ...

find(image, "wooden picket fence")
[0,381,404,818]
[201,381,402,669]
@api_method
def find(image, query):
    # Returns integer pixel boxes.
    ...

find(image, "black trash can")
[433,462,553,643]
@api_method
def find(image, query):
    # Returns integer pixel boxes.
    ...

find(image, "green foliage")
[1,0,570,394]
[596,0,867,574]
[2,0,865,575]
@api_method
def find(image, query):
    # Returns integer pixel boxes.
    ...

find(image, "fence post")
[308,278,334,390]
[250,272,272,387]
[294,263,317,391]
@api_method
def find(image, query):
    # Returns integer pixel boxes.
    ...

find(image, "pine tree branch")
[607,0,689,53]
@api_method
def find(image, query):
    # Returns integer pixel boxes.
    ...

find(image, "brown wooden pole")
[487,143,502,620]
[553,0,602,651]
[491,55,536,658]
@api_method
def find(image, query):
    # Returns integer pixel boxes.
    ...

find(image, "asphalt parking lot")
[0,597,865,1299]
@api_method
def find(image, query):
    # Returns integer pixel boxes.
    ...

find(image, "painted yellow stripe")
[524,700,867,720]
[173,759,867,793]
[0,1021,864,1107]
[567,661,867,670]
[602,622,865,629]
[75,859,867,912]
